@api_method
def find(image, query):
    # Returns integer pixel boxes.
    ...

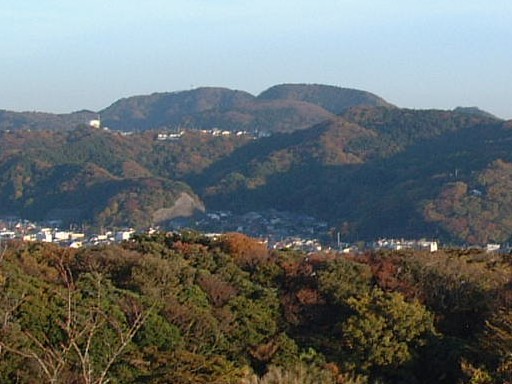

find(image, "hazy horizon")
[1,1,511,119]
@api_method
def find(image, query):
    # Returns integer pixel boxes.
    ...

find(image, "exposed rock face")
[152,192,205,224]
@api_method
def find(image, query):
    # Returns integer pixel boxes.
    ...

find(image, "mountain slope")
[190,108,510,243]
[0,128,251,228]
[100,87,256,130]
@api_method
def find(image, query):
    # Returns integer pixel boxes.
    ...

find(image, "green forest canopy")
[1,232,511,383]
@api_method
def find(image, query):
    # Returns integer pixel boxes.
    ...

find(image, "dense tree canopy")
[1,234,511,383]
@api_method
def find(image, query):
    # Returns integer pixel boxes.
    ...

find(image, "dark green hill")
[100,87,256,131]
[258,83,394,114]
[99,85,393,133]
[190,108,510,244]
[0,128,250,229]
[100,86,337,133]
[0,84,393,133]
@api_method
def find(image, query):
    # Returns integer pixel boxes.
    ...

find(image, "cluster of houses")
[156,128,252,141]
[0,219,135,248]
[199,128,250,137]
[270,237,323,252]
[2,214,510,255]
[170,209,330,251]
[367,238,507,254]
[156,132,185,140]
[88,115,268,141]
[371,238,439,253]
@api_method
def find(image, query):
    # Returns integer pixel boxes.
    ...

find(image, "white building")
[89,119,101,129]
[486,243,500,253]
[115,230,134,242]
[54,231,71,241]
[419,241,438,253]
[36,231,53,242]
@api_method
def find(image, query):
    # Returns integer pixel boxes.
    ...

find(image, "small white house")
[23,234,37,242]
[89,119,101,129]
[36,231,53,242]
[419,241,438,253]
[70,232,85,240]
[115,230,134,242]
[0,230,15,239]
[54,231,71,241]
[486,243,500,253]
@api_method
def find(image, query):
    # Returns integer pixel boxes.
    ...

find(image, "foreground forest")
[1,232,511,383]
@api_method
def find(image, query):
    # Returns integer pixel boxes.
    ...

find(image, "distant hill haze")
[0,84,394,133]
[0,84,510,244]
[98,84,393,133]
[0,109,97,131]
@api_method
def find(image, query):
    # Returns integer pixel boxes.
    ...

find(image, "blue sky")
[1,0,511,118]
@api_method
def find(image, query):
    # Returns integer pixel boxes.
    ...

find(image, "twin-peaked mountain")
[0,83,511,244]
[0,84,392,133]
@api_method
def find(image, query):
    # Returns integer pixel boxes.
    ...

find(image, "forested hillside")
[0,233,511,383]
[1,84,512,244]
[0,128,249,229]
[192,108,511,244]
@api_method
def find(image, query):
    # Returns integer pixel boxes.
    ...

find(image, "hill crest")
[257,83,394,114]
[0,84,392,133]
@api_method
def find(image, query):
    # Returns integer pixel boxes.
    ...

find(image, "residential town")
[1,211,506,254]
[0,216,135,248]
[155,128,254,141]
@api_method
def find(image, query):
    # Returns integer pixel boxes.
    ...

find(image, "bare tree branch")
[1,256,153,384]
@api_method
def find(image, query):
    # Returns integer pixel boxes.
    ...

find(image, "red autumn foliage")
[218,233,269,268]
[197,273,238,307]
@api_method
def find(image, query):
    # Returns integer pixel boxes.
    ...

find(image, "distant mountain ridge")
[1,84,503,134]
[0,84,393,133]
[100,84,394,133]
[0,109,97,131]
